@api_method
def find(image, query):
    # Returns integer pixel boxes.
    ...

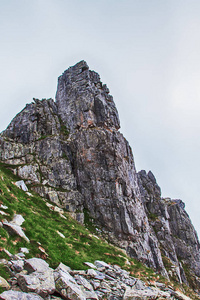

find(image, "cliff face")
[138,170,200,289]
[0,61,200,290]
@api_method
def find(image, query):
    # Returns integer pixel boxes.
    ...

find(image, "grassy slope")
[0,163,154,276]
[0,162,199,299]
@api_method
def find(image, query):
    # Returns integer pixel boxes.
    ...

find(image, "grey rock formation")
[1,98,59,144]
[0,257,193,300]
[138,170,200,287]
[123,287,171,300]
[138,170,161,204]
[17,269,55,298]
[0,276,10,290]
[54,266,86,300]
[24,258,49,273]
[0,291,43,300]
[56,61,120,132]
[2,214,30,243]
[0,61,200,291]
[15,180,28,192]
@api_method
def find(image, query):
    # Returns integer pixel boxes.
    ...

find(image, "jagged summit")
[0,61,200,292]
[1,98,58,144]
[56,60,120,132]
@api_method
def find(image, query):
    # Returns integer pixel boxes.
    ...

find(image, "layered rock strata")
[0,61,199,288]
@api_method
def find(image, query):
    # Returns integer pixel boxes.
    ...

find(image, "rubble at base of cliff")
[0,255,193,300]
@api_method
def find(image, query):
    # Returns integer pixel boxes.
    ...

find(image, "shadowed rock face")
[56,61,120,132]
[138,170,200,285]
[1,99,59,144]
[55,61,167,274]
[0,61,200,288]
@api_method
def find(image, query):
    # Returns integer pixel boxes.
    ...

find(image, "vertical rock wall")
[0,61,200,287]
[138,170,200,286]
[55,61,166,274]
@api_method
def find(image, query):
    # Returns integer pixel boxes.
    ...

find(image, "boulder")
[15,181,28,192]
[24,258,49,273]
[82,290,99,300]
[54,262,71,274]
[170,290,192,300]
[94,261,110,269]
[0,290,43,299]
[0,276,10,290]
[123,286,171,300]
[10,259,24,272]
[48,191,60,205]
[84,262,97,269]
[20,248,29,254]
[11,214,25,226]
[17,268,55,298]
[54,270,86,300]
[54,267,76,286]
[74,275,94,291]
[2,220,30,243]
[86,269,105,280]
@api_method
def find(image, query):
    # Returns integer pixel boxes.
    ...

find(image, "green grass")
[0,164,154,279]
[60,124,70,136]
[37,135,48,141]
[58,117,70,137]
[148,212,158,221]
[0,163,199,299]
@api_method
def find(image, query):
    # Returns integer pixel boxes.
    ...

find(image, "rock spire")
[0,61,200,291]
[56,60,120,132]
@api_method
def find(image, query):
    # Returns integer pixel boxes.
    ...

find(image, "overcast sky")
[1,0,200,236]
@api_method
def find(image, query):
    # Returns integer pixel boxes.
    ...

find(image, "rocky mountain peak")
[1,98,59,144]
[0,61,200,293]
[56,60,120,132]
